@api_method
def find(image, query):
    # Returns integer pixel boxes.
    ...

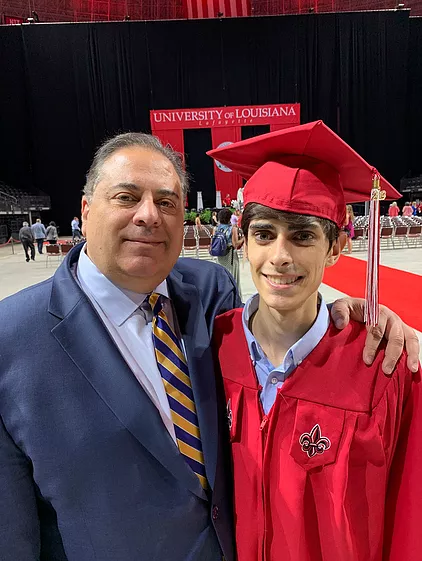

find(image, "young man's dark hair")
[241,203,339,250]
[218,208,232,225]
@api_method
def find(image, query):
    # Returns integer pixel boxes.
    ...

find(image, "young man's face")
[246,215,343,316]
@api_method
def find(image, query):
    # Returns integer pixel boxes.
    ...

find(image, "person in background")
[195,213,202,230]
[19,221,35,262]
[230,210,238,227]
[411,201,418,215]
[388,201,399,217]
[214,208,244,298]
[71,216,82,241]
[211,211,218,227]
[342,204,355,253]
[223,193,232,207]
[31,218,46,254]
[402,202,413,217]
[46,221,58,244]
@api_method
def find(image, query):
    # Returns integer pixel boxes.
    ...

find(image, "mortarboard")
[207,120,401,326]
[207,120,400,228]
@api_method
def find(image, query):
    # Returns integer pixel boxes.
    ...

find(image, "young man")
[209,121,422,561]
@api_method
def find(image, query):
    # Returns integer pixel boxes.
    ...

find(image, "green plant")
[200,209,212,224]
[184,211,197,222]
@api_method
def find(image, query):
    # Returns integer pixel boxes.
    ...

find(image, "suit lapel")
[168,270,219,490]
[49,249,206,500]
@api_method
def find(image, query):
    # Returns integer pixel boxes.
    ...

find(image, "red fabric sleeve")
[383,367,422,561]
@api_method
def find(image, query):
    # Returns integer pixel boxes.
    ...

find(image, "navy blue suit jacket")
[0,245,241,561]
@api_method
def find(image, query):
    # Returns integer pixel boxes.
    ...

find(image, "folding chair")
[380,227,394,249]
[60,243,73,258]
[353,227,366,251]
[393,226,408,248]
[407,225,422,248]
[45,244,61,267]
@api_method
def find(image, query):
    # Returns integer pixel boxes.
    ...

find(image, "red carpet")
[323,255,422,331]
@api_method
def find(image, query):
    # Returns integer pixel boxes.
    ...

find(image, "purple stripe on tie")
[174,425,203,450]
[156,363,195,401]
[183,455,207,477]
[153,336,189,376]
[155,315,182,350]
[168,395,198,425]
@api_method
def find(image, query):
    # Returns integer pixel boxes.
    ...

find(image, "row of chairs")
[354,215,422,228]
[353,224,422,250]
[181,225,213,258]
[45,242,74,266]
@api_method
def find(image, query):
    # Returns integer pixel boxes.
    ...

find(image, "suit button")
[212,505,219,520]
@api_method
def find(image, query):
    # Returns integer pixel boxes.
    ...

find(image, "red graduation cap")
[207,120,400,228]
[207,120,401,326]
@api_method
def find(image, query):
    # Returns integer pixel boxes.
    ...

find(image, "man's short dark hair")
[242,203,340,249]
[218,208,232,225]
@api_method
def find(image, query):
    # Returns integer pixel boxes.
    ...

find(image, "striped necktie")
[148,292,208,489]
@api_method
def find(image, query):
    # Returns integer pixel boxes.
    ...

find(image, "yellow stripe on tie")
[177,439,206,464]
[155,349,191,387]
[154,325,187,364]
[162,380,197,414]
[197,473,208,489]
[171,410,201,440]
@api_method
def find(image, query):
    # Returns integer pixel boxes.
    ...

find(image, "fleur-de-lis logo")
[299,424,331,458]
[227,399,233,430]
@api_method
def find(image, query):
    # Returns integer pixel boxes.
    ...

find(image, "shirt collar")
[76,244,168,327]
[242,292,330,370]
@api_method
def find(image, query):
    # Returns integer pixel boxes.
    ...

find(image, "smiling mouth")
[264,274,303,286]
[126,239,164,246]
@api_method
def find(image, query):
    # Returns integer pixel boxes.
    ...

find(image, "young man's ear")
[325,233,346,268]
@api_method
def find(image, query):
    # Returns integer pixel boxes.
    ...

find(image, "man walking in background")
[18,221,35,262]
[71,216,82,241]
[31,218,46,254]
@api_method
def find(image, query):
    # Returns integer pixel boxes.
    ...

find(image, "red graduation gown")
[213,309,422,561]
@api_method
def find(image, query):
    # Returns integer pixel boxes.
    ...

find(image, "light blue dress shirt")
[242,293,330,414]
[75,246,180,443]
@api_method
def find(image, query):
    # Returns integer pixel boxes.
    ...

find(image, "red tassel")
[364,171,386,327]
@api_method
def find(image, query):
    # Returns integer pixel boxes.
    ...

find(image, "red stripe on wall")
[186,0,193,18]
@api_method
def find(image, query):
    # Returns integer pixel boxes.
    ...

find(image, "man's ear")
[81,196,90,237]
[325,233,346,268]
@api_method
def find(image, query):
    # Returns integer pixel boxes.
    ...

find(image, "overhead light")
[395,2,405,8]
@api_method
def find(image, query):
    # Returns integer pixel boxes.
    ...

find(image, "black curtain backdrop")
[406,17,422,179]
[0,11,417,232]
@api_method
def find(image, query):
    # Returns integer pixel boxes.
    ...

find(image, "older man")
[0,133,418,561]
[19,220,35,262]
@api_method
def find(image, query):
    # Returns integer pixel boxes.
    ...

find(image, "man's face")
[81,146,184,293]
[245,216,342,317]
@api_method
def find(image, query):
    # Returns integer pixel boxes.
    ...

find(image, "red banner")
[151,104,300,130]
[211,126,243,201]
[184,0,251,19]
[150,103,300,208]
[4,16,25,24]
[151,129,185,160]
